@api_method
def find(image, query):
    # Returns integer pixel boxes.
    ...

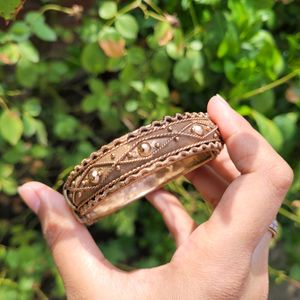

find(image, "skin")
[18,95,294,300]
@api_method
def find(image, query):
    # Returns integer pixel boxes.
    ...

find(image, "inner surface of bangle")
[83,151,214,225]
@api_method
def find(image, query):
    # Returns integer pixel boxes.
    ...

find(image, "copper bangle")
[63,112,223,225]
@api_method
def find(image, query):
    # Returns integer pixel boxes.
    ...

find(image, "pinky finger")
[146,189,197,247]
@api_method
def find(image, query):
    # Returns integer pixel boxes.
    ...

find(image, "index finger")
[205,95,293,249]
[18,182,117,292]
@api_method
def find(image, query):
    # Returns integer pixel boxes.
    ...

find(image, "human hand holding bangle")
[18,95,293,300]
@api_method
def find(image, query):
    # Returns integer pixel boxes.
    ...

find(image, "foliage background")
[0,0,299,299]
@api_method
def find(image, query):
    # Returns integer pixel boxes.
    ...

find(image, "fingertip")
[18,181,44,214]
[18,181,75,221]
[207,94,231,123]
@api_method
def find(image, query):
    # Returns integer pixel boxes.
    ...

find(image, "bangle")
[63,112,223,225]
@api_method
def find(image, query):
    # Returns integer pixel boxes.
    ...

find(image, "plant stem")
[240,68,300,100]
[39,4,76,15]
[0,277,19,288]
[189,2,199,27]
[143,0,164,15]
[0,97,9,110]
[107,0,166,26]
[269,266,300,288]
[186,25,203,41]
[144,11,166,22]
[106,0,141,26]
[279,207,300,224]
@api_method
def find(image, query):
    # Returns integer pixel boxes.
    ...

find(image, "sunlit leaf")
[252,110,283,151]
[115,14,138,40]
[146,78,169,98]
[0,0,25,20]
[25,11,57,42]
[0,110,23,145]
[99,1,117,20]
[0,43,20,65]
[18,40,39,63]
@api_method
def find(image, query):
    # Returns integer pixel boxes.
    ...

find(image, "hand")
[18,95,293,300]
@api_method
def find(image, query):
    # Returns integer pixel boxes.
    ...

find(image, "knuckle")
[267,160,294,194]
[42,218,69,251]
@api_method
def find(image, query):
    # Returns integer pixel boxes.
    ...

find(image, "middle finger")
[185,146,240,208]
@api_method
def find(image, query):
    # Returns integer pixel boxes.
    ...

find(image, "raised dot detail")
[191,124,204,136]
[138,142,152,157]
[89,169,101,184]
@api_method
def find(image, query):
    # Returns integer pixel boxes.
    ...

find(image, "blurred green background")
[0,0,299,299]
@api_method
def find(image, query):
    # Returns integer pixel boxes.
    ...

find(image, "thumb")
[18,182,115,290]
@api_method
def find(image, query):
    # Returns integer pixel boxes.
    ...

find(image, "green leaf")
[0,163,13,177]
[35,120,47,145]
[290,264,300,281]
[22,98,41,117]
[252,110,283,151]
[146,78,169,98]
[273,112,298,157]
[194,70,204,87]
[250,90,274,114]
[186,49,204,70]
[53,115,78,139]
[246,0,274,10]
[273,112,298,140]
[99,1,117,20]
[189,40,203,51]
[9,21,31,42]
[151,50,171,79]
[81,95,99,113]
[0,43,20,65]
[22,113,37,137]
[0,0,24,20]
[32,22,57,42]
[1,177,17,195]
[173,57,193,82]
[16,59,39,88]
[166,42,184,59]
[115,14,138,40]
[88,78,105,94]
[81,43,107,74]
[194,0,220,4]
[25,12,57,42]
[0,110,23,145]
[125,99,138,112]
[127,47,146,65]
[130,81,143,92]
[18,41,39,63]
[217,23,239,58]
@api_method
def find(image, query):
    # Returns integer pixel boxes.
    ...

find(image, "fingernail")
[18,184,41,214]
[216,94,230,106]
